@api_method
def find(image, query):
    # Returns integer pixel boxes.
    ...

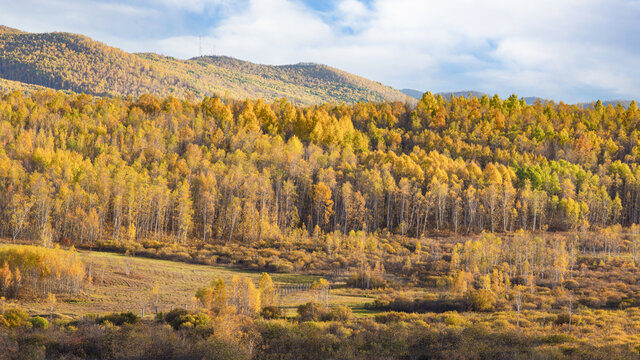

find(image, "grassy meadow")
[0,242,372,319]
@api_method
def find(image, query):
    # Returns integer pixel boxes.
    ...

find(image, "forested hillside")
[0,90,638,247]
[0,78,49,94]
[0,27,411,105]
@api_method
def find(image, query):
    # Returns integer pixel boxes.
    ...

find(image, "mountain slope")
[0,27,411,104]
[0,26,26,35]
[0,77,51,93]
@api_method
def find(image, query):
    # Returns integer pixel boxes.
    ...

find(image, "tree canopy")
[0,90,638,247]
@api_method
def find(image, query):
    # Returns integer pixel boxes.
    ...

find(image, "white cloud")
[150,0,240,14]
[154,0,335,62]
[335,0,370,31]
[203,0,640,102]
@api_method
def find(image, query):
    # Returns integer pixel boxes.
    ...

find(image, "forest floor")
[1,244,375,319]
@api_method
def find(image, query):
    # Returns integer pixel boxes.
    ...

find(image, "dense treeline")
[0,90,638,249]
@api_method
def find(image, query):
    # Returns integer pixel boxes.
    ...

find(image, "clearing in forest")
[1,244,372,318]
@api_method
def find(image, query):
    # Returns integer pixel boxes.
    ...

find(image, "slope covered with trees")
[0,89,639,255]
[0,27,411,105]
[0,78,49,94]
[0,90,638,244]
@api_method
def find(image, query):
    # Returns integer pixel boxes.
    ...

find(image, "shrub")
[554,312,573,325]
[0,308,30,327]
[542,334,574,344]
[272,260,294,273]
[562,280,579,290]
[30,316,49,329]
[464,289,495,312]
[326,305,352,322]
[163,308,188,326]
[297,302,327,322]
[443,311,468,327]
[163,308,211,330]
[142,240,165,250]
[261,306,284,320]
[606,295,623,308]
[176,313,211,330]
[578,296,601,308]
[367,295,464,313]
[554,313,581,326]
[374,312,409,324]
[97,312,139,326]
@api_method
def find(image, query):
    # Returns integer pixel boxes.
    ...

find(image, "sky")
[1,0,639,103]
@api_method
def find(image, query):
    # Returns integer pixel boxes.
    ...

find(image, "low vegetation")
[2,301,640,359]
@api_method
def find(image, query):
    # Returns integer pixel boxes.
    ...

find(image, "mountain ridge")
[0,27,412,105]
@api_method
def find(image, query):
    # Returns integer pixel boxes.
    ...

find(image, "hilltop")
[0,27,411,105]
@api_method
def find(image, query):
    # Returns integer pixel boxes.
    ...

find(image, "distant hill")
[0,27,411,105]
[437,90,487,99]
[522,97,542,105]
[578,100,634,108]
[403,88,635,107]
[402,89,489,100]
[401,88,424,99]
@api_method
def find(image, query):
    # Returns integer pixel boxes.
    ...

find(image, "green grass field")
[2,244,373,319]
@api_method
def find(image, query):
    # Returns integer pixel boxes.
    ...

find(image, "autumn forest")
[1,91,637,244]
[2,88,640,359]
